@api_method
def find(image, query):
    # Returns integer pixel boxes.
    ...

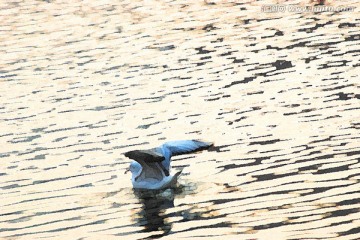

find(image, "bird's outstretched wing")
[125,140,213,176]
[157,140,213,171]
[162,140,213,156]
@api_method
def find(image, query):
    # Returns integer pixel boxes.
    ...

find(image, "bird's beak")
[125,168,130,174]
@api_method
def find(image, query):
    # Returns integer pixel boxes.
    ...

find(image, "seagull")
[124,140,213,190]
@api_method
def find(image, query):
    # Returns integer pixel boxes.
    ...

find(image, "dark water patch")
[223,77,256,88]
[344,34,360,42]
[166,90,186,96]
[115,142,150,150]
[158,45,175,51]
[44,120,108,134]
[0,152,10,158]
[301,114,322,119]
[77,59,95,66]
[272,60,293,70]
[252,220,288,230]
[226,57,246,64]
[328,220,354,229]
[58,109,78,114]
[253,171,298,182]
[52,96,73,102]
[5,218,106,238]
[259,149,281,154]
[325,92,358,101]
[338,226,360,237]
[31,128,46,133]
[264,40,311,52]
[315,165,349,175]
[236,106,262,115]
[346,150,360,157]
[338,197,360,206]
[257,17,282,23]
[53,136,68,142]
[332,49,360,57]
[1,217,75,233]
[299,164,322,172]
[86,104,131,111]
[249,139,281,146]
[1,184,21,190]
[0,211,23,217]
[73,147,103,153]
[228,116,247,125]
[219,50,238,57]
[200,55,211,60]
[173,221,232,235]
[195,46,215,55]
[142,116,154,120]
[309,136,334,144]
[326,208,360,219]
[208,144,237,153]
[219,163,242,171]
[283,104,300,108]
[338,22,357,28]
[73,183,93,188]
[205,97,220,101]
[304,55,320,63]
[8,135,41,143]
[3,194,72,207]
[298,21,333,33]
[303,186,338,196]
[202,23,218,32]
[27,154,46,161]
[318,60,350,69]
[342,106,360,112]
[128,136,140,141]
[261,29,284,39]
[173,81,202,89]
[247,91,264,95]
[283,108,316,116]
[27,170,113,187]
[0,73,18,79]
[137,121,161,129]
[322,84,352,92]
[218,109,236,116]
[43,166,57,171]
[249,134,271,139]
[33,207,88,216]
[196,61,211,66]
[210,37,224,43]
[295,149,357,167]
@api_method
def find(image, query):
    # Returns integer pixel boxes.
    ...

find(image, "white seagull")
[124,140,213,190]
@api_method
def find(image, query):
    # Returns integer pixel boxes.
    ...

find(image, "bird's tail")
[169,170,182,187]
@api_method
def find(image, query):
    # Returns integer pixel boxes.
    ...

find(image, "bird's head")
[126,161,142,179]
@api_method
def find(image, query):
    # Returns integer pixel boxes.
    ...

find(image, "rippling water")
[1,0,360,239]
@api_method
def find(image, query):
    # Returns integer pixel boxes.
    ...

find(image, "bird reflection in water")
[133,187,181,238]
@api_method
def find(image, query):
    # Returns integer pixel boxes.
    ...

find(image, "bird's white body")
[129,161,181,190]
[131,173,179,190]
[125,140,212,190]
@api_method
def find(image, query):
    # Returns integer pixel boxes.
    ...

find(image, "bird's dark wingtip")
[193,139,214,149]
[124,150,165,162]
